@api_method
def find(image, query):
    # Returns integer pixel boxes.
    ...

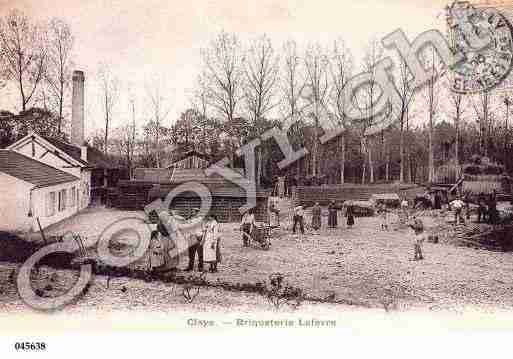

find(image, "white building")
[0,150,81,232]
[0,70,116,232]
[6,132,92,210]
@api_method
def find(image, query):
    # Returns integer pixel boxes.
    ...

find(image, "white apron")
[203,220,219,263]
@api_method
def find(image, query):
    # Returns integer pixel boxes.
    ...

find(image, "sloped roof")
[155,182,270,198]
[170,168,244,183]
[43,136,118,169]
[134,168,173,183]
[168,149,211,164]
[128,166,267,197]
[0,150,79,188]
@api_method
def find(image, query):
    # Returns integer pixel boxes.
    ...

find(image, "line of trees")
[182,31,513,186]
[1,8,512,185]
[93,30,513,185]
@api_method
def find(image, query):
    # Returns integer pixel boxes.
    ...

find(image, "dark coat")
[328,203,338,227]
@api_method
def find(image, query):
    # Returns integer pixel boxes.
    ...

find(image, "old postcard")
[1,0,513,357]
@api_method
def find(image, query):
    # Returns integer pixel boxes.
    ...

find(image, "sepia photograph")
[1,0,513,357]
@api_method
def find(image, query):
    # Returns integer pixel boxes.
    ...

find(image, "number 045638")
[14,342,47,351]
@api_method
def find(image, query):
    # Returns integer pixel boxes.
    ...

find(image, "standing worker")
[400,198,409,224]
[311,202,322,234]
[278,176,285,198]
[149,230,165,274]
[477,192,487,223]
[346,204,355,228]
[450,197,465,225]
[292,205,305,235]
[241,209,255,247]
[269,197,280,226]
[185,208,204,272]
[202,214,221,273]
[328,200,338,228]
[489,190,498,224]
[409,217,425,261]
[434,191,441,210]
[155,212,178,272]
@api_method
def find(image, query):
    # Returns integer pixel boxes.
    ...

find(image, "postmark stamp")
[447,1,513,93]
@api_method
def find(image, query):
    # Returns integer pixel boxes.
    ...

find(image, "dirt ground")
[3,204,513,313]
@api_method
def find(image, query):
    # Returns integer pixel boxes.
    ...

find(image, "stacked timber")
[433,222,513,252]
[114,180,270,222]
[292,184,424,208]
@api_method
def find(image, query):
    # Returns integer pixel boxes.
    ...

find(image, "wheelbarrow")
[241,223,271,250]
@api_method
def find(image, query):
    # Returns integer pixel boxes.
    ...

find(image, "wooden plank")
[36,217,47,245]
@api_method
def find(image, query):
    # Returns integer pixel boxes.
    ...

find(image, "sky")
[0,0,450,137]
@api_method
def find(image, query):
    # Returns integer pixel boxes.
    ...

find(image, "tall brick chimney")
[71,70,85,146]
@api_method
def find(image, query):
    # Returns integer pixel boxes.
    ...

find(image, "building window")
[45,192,56,217]
[58,189,67,212]
[69,186,76,207]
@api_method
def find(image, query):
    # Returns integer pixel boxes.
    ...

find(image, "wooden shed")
[112,167,270,222]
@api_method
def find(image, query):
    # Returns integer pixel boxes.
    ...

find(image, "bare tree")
[356,37,385,184]
[114,122,137,176]
[0,9,47,112]
[447,87,465,166]
[469,85,497,158]
[244,35,280,123]
[280,40,306,178]
[44,17,74,134]
[192,73,209,119]
[304,42,330,178]
[328,38,353,184]
[201,31,244,167]
[191,72,209,153]
[419,46,444,183]
[243,34,280,186]
[145,77,171,168]
[98,63,119,155]
[395,58,415,183]
[127,99,138,178]
[281,40,306,127]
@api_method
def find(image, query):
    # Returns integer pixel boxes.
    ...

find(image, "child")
[379,203,388,231]
[409,217,425,261]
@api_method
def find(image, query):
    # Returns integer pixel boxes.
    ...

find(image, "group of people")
[294,201,355,235]
[294,199,426,261]
[449,191,500,225]
[148,209,222,274]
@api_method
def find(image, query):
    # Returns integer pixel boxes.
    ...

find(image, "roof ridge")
[0,150,80,187]
[1,150,79,177]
